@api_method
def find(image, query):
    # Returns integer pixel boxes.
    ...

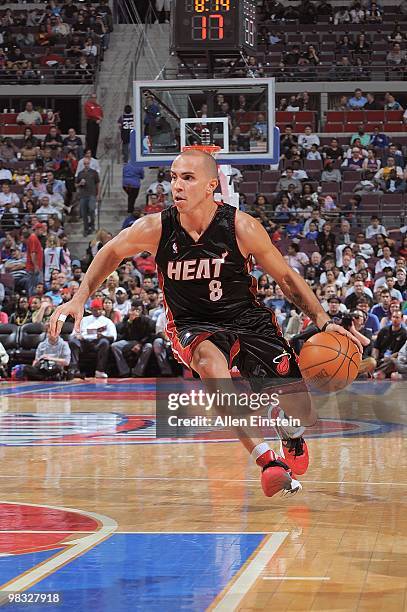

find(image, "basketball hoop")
[182,145,221,159]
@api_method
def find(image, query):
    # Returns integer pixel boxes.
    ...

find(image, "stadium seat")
[385,111,404,122]
[15,323,46,365]
[243,171,261,182]
[324,123,344,133]
[383,123,403,132]
[0,324,18,364]
[239,182,258,194]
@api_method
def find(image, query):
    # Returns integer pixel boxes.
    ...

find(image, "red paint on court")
[0,503,99,554]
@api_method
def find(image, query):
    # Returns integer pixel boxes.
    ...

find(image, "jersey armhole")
[233,208,252,264]
[155,208,172,259]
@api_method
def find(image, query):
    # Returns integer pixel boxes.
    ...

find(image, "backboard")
[131,78,279,167]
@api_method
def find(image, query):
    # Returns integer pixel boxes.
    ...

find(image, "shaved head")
[174,149,219,179]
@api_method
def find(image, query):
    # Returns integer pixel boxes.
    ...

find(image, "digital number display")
[173,0,256,51]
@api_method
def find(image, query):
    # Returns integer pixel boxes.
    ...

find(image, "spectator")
[391,339,407,379]
[372,311,407,377]
[111,301,156,377]
[306,144,322,160]
[356,297,380,336]
[365,216,387,239]
[0,182,20,212]
[321,163,341,183]
[63,128,83,158]
[384,93,403,111]
[118,104,134,163]
[316,222,336,256]
[350,3,365,23]
[334,7,350,25]
[75,149,101,176]
[147,170,171,195]
[0,161,12,183]
[365,2,382,22]
[122,162,144,214]
[341,148,364,171]
[275,168,302,194]
[371,288,392,320]
[345,279,373,309]
[16,101,43,125]
[384,169,406,193]
[375,245,396,274]
[323,138,343,163]
[386,42,407,66]
[22,225,44,295]
[36,196,61,221]
[114,287,131,318]
[44,279,63,306]
[347,88,367,109]
[350,125,370,147]
[69,298,117,378]
[75,157,100,236]
[9,296,32,326]
[353,33,370,54]
[364,92,380,111]
[84,93,103,157]
[285,242,309,274]
[297,125,320,151]
[374,156,404,185]
[102,296,122,324]
[384,144,404,169]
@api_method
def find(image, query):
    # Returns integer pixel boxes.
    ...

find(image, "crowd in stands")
[1,0,407,382]
[175,0,407,82]
[0,0,112,84]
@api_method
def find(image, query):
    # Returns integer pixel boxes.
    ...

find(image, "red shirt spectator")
[84,94,103,122]
[25,225,44,272]
[0,311,8,323]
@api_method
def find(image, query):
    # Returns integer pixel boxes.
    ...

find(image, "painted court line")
[0,530,276,535]
[212,532,289,611]
[263,576,331,581]
[0,474,405,487]
[0,501,117,602]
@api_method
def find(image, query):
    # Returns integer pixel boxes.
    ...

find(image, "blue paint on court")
[3,534,264,612]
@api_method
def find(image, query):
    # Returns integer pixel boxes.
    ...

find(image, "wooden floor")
[0,379,405,612]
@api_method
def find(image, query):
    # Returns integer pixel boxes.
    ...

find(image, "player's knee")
[192,346,219,378]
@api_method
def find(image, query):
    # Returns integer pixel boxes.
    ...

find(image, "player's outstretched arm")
[49,213,162,336]
[235,212,363,353]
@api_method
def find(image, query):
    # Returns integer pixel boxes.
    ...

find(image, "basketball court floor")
[0,378,405,611]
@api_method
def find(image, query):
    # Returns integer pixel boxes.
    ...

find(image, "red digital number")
[192,15,207,39]
[209,14,224,39]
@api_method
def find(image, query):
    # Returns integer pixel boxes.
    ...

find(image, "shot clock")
[171,0,257,52]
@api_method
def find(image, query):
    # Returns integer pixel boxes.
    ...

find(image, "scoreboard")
[171,0,257,53]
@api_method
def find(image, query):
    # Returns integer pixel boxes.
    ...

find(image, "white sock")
[251,442,273,463]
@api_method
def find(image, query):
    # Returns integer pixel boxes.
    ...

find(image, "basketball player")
[50,150,362,498]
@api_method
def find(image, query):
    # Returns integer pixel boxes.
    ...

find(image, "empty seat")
[320,181,339,193]
[386,110,403,122]
[15,323,46,365]
[365,111,385,122]
[295,111,315,124]
[383,123,403,132]
[243,171,261,182]
[326,111,346,123]
[239,182,258,194]
[324,123,344,133]
[304,160,323,172]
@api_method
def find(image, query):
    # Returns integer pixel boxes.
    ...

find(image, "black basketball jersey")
[155,204,259,326]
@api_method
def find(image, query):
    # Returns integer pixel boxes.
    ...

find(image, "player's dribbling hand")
[49,297,85,337]
[325,323,364,356]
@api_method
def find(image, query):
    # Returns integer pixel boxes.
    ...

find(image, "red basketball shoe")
[268,406,310,476]
[257,450,302,498]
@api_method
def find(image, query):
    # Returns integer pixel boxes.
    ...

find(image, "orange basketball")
[298,331,361,392]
